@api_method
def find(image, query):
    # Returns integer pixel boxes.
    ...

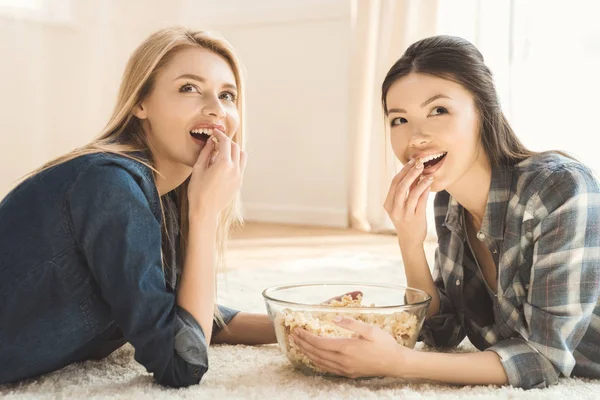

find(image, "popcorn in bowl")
[265,287,428,375]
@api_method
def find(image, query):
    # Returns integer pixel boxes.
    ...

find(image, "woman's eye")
[219,92,236,102]
[391,117,407,126]
[179,84,199,93]
[430,106,448,116]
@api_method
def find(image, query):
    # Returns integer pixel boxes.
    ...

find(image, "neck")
[154,157,192,196]
[445,147,492,230]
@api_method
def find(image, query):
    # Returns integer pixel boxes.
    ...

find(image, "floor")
[227,222,402,270]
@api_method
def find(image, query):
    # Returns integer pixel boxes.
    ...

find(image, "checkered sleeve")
[487,165,600,389]
[419,247,466,348]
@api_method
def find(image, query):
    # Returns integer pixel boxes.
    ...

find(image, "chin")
[429,179,445,193]
[181,148,202,168]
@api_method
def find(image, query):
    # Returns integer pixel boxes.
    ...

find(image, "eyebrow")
[175,73,238,92]
[386,94,451,115]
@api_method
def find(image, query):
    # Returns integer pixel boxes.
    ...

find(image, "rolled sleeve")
[488,338,559,389]
[212,305,240,336]
[175,306,209,367]
[68,162,210,388]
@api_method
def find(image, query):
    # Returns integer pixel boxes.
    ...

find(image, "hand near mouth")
[208,136,219,167]
[187,129,247,218]
[384,157,433,249]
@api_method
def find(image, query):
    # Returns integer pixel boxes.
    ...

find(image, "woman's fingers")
[392,159,424,210]
[404,175,434,214]
[415,184,431,217]
[384,159,417,211]
[291,333,345,368]
[193,138,215,170]
[211,129,231,160]
[231,140,240,166]
[323,290,363,304]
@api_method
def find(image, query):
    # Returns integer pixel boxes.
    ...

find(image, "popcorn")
[276,294,419,374]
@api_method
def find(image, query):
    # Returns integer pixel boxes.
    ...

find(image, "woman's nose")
[202,96,226,118]
[409,131,430,148]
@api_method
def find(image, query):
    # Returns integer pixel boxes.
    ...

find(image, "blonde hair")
[26,26,245,327]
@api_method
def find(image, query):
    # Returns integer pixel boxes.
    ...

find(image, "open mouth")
[422,152,447,169]
[190,128,214,143]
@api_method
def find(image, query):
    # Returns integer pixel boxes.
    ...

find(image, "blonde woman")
[0,27,276,387]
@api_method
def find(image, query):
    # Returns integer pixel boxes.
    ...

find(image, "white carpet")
[2,252,599,399]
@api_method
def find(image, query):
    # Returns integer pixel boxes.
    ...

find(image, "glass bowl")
[262,282,431,376]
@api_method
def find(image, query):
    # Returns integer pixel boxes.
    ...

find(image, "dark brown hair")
[382,35,536,167]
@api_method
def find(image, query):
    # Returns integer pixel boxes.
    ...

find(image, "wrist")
[398,240,425,256]
[391,344,417,378]
[189,212,219,229]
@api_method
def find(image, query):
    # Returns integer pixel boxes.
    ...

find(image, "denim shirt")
[0,153,239,387]
[420,152,600,389]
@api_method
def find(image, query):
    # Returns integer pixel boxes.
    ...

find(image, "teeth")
[190,128,214,135]
[420,152,446,163]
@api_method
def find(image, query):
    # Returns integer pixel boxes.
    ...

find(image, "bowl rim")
[261,281,432,310]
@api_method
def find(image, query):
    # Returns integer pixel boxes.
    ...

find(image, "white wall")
[217,4,351,227]
[0,0,351,227]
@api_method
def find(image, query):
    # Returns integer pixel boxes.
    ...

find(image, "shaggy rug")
[2,252,599,399]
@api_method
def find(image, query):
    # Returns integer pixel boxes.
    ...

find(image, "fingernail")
[425,177,434,184]
[407,159,415,166]
[332,316,343,322]
[415,161,424,170]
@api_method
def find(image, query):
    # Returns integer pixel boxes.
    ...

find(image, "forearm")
[212,313,277,345]
[399,243,440,317]
[400,348,508,386]
[177,215,218,344]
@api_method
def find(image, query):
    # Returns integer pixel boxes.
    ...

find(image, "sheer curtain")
[508,0,600,175]
[348,0,440,233]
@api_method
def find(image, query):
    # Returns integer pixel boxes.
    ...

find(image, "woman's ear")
[133,102,148,120]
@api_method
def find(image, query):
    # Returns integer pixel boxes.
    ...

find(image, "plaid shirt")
[420,152,600,389]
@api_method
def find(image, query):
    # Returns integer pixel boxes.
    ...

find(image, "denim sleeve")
[213,305,240,336]
[68,162,208,388]
[419,247,466,348]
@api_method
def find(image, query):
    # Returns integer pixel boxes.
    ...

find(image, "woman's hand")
[187,130,247,219]
[290,316,411,378]
[384,159,433,249]
[322,291,363,305]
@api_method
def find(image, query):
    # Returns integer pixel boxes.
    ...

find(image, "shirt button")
[192,367,200,376]
[456,279,461,286]
[492,249,497,254]
[477,232,486,241]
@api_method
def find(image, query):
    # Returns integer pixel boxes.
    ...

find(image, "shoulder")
[73,152,154,181]
[517,152,598,193]
[71,153,154,186]
[515,152,600,215]
[67,153,160,213]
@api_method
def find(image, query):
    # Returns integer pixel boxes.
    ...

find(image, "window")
[437,0,600,173]
[509,0,600,173]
